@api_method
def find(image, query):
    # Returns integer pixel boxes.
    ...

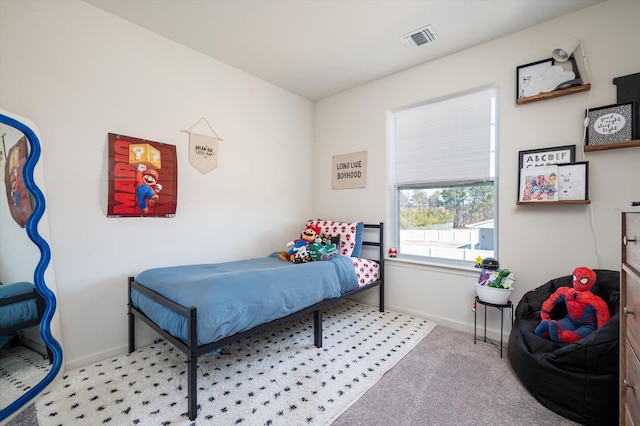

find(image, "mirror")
[0,110,63,422]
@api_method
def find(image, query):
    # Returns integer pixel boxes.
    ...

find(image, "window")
[392,88,497,265]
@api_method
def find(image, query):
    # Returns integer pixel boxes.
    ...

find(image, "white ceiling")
[83,0,604,101]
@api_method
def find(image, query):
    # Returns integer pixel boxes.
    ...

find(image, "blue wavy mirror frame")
[0,112,63,422]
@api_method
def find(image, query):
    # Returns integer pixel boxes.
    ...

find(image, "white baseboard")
[384,303,511,343]
[64,333,159,371]
[64,302,511,370]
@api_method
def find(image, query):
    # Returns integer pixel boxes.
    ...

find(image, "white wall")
[314,1,640,336]
[2,0,638,368]
[0,0,314,368]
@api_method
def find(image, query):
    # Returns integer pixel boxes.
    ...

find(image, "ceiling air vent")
[400,25,439,50]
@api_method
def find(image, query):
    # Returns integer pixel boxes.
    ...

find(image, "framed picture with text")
[518,145,575,170]
[586,102,635,147]
[517,145,575,202]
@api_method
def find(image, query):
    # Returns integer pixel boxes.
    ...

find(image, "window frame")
[390,87,499,268]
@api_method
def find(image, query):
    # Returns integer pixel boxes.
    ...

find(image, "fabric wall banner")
[332,151,367,189]
[189,132,218,174]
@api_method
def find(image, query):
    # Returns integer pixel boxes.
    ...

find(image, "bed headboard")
[362,223,384,288]
[362,222,384,262]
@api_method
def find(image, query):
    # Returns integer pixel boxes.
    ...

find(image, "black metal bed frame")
[128,222,384,421]
[0,286,52,362]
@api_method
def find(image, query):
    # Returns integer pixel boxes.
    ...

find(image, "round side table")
[473,296,514,358]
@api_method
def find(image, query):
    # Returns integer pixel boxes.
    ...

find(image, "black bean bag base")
[507,269,619,426]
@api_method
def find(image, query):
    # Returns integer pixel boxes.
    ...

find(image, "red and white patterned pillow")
[306,220,359,257]
[351,258,380,288]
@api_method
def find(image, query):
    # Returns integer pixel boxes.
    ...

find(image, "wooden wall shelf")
[516,84,591,105]
[516,200,591,205]
[584,139,640,152]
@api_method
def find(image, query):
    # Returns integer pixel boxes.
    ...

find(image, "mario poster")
[4,136,34,227]
[107,133,177,217]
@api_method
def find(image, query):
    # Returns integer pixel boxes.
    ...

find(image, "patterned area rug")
[35,301,436,425]
[1,345,51,409]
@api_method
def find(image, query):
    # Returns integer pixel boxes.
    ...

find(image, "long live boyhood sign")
[332,151,367,190]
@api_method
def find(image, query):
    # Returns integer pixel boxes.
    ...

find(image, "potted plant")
[476,268,515,305]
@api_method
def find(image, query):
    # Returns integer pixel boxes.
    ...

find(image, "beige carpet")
[333,324,579,426]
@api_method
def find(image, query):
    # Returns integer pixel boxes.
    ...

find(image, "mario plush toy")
[279,225,321,263]
[535,267,610,343]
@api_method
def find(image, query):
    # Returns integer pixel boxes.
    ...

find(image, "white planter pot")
[476,283,512,305]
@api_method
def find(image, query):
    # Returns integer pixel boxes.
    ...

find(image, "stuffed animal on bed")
[534,266,610,343]
[308,238,338,261]
[279,225,321,263]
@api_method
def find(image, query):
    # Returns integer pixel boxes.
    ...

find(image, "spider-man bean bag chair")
[508,269,619,426]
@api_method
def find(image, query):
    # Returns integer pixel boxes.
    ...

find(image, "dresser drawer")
[625,213,640,273]
[626,266,640,352]
[626,405,636,426]
[625,340,640,424]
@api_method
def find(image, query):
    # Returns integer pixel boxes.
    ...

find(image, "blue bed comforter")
[0,282,40,347]
[131,253,358,346]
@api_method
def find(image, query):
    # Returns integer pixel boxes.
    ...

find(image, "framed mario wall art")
[107,133,177,217]
[4,136,34,227]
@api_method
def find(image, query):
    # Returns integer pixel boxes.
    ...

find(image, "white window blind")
[394,89,494,186]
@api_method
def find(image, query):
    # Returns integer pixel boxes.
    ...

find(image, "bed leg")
[128,277,135,353]
[128,311,135,353]
[378,221,385,313]
[187,306,198,420]
[314,309,323,348]
[188,356,197,420]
